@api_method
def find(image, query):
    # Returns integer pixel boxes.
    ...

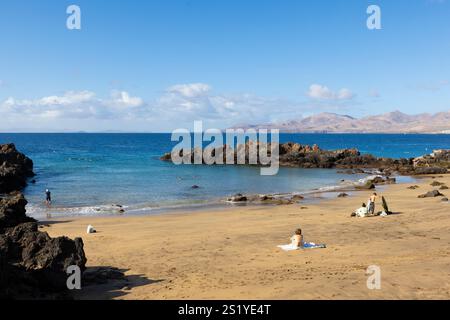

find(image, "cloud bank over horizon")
[0,82,364,132]
[1,81,449,132]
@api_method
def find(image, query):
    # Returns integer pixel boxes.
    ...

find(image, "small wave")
[26,203,127,218]
[25,199,217,218]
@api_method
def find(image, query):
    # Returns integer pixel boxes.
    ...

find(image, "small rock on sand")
[418,190,444,198]
[355,182,375,190]
[227,194,248,202]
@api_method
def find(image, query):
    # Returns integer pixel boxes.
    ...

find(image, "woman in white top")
[354,203,368,217]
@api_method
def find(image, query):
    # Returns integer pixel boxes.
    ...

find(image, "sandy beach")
[42,174,450,300]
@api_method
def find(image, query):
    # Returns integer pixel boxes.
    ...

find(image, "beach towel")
[277,244,300,251]
[277,242,326,251]
[302,242,326,249]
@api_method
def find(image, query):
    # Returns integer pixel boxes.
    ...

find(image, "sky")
[0,0,449,132]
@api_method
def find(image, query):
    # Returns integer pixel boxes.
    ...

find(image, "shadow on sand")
[365,211,403,217]
[73,266,164,300]
[37,220,74,227]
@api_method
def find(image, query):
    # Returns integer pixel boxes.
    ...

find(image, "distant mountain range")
[231,111,450,134]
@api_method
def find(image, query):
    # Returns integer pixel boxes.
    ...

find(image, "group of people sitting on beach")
[351,192,389,217]
[279,192,390,251]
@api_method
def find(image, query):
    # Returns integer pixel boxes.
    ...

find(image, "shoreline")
[34,174,418,222]
[41,174,450,299]
[26,171,416,219]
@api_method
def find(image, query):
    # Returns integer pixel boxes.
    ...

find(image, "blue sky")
[0,0,449,132]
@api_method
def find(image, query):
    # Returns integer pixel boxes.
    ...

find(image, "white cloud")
[36,91,96,106]
[0,90,140,121]
[307,84,355,101]
[1,83,361,131]
[153,84,302,125]
[110,90,144,107]
[167,83,211,98]
[337,88,354,100]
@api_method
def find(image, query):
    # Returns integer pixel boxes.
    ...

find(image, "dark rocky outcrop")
[0,143,87,299]
[418,190,445,198]
[227,194,248,202]
[161,143,449,176]
[412,167,448,175]
[0,224,87,299]
[413,149,450,168]
[226,193,305,206]
[0,192,35,229]
[0,192,87,299]
[355,181,376,190]
[0,143,34,193]
[371,176,396,184]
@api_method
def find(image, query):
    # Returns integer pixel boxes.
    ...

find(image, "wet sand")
[42,174,450,299]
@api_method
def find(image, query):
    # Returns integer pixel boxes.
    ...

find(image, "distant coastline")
[231,110,450,134]
[1,110,450,134]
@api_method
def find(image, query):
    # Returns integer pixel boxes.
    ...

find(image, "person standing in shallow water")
[45,189,52,206]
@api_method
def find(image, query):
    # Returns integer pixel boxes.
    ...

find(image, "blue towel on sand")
[277,242,327,251]
[302,242,326,249]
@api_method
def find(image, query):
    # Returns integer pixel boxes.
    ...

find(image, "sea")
[1,133,449,218]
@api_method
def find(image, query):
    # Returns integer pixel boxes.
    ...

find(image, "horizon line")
[1,131,449,135]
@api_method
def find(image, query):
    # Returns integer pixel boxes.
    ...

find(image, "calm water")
[0,133,449,218]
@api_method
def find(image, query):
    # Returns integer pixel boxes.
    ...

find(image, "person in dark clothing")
[45,189,52,206]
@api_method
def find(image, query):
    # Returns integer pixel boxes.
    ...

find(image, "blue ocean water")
[0,133,449,218]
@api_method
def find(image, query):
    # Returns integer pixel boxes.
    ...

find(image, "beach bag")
[87,225,96,234]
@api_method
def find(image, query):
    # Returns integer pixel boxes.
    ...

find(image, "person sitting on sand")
[367,193,377,215]
[277,228,326,251]
[291,228,303,247]
[352,203,368,218]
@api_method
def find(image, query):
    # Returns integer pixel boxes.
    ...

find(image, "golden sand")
[42,175,450,299]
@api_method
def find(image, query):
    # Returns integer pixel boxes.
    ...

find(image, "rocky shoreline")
[161,142,450,175]
[224,174,397,205]
[0,144,86,299]
[0,144,35,194]
[162,142,449,205]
